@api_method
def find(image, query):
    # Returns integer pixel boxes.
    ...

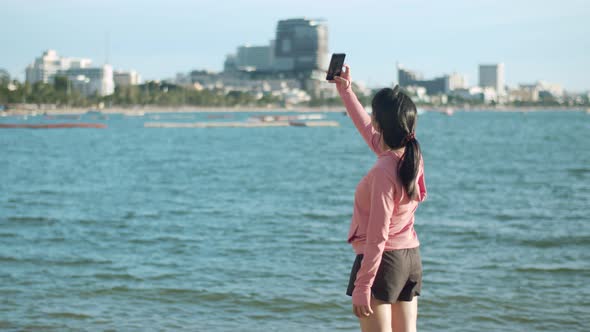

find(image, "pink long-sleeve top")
[337,83,427,307]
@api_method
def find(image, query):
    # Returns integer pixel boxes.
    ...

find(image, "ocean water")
[1,110,589,331]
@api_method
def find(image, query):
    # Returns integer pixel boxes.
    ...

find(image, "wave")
[301,212,350,220]
[515,266,589,274]
[519,237,590,248]
[6,216,58,224]
[567,168,590,176]
[46,311,93,319]
[92,272,143,281]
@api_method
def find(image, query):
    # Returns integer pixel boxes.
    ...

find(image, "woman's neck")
[381,139,405,154]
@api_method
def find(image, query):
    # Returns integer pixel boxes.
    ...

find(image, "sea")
[1,109,589,331]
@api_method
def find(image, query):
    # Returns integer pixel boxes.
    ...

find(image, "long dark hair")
[371,85,422,200]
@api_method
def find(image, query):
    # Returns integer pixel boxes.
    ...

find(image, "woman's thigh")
[358,297,392,332]
[391,296,418,332]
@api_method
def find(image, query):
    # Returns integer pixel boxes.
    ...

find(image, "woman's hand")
[327,64,352,90]
[353,302,373,319]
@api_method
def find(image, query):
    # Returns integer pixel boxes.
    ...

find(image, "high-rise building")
[221,18,329,98]
[479,63,505,95]
[273,18,328,73]
[25,49,92,84]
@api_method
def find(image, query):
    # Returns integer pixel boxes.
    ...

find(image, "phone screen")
[326,53,346,80]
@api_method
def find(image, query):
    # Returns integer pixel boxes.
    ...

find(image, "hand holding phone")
[326,53,346,80]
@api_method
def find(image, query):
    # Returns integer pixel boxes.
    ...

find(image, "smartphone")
[326,53,346,80]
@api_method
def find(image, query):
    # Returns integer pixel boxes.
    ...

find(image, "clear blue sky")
[2,0,588,91]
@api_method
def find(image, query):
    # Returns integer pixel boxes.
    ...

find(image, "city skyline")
[2,0,589,91]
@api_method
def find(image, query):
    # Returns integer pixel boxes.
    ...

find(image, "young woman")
[329,64,427,332]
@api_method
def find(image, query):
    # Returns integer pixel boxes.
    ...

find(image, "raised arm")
[333,65,384,156]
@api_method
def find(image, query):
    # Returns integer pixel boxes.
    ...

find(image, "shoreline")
[1,105,586,116]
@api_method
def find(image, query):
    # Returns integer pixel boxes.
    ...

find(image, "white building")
[25,49,92,84]
[58,64,114,97]
[509,81,564,103]
[114,70,142,87]
[509,85,539,103]
[479,63,505,95]
[25,49,114,96]
[536,81,563,98]
[404,86,428,102]
[450,86,498,104]
[447,72,467,91]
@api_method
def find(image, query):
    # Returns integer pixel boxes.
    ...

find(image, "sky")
[1,0,589,91]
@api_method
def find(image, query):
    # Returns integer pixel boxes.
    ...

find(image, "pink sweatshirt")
[337,83,428,307]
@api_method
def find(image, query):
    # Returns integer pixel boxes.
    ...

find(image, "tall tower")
[479,63,505,94]
[273,18,328,73]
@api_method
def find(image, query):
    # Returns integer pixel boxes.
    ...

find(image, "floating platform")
[288,120,339,127]
[0,123,107,129]
[249,114,325,122]
[144,120,339,128]
[123,111,145,116]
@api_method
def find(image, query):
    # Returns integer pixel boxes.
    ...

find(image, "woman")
[329,64,427,332]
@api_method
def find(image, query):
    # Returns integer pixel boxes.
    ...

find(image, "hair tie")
[402,131,415,145]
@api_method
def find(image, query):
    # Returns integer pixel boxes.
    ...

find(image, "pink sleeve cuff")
[352,286,372,307]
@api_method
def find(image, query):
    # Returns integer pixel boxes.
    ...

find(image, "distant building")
[223,55,238,73]
[447,72,467,91]
[58,64,114,96]
[25,50,114,96]
[509,85,539,102]
[232,44,275,72]
[449,86,499,104]
[273,18,328,73]
[223,18,328,76]
[403,86,428,102]
[189,70,223,90]
[114,70,142,87]
[536,81,563,98]
[479,63,505,95]
[220,18,330,98]
[397,65,449,95]
[25,49,92,84]
[398,66,423,84]
[449,88,481,102]
[509,81,563,103]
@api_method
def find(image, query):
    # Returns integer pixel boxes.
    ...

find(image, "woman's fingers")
[353,304,373,318]
[339,64,351,83]
[334,76,350,88]
[362,307,370,316]
[352,304,361,318]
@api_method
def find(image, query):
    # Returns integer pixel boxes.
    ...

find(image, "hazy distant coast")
[2,105,586,117]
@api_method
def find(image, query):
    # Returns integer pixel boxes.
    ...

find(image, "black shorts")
[346,247,422,303]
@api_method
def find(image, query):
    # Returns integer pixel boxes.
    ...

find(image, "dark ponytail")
[372,86,422,200]
[398,134,422,200]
